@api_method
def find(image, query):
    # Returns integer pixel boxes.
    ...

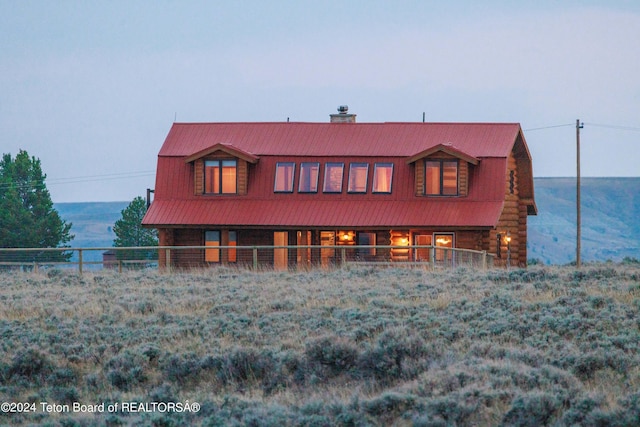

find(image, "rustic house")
[142,108,536,268]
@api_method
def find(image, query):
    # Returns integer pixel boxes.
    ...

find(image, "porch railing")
[0,245,495,274]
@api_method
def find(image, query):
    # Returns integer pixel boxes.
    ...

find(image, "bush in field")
[501,392,562,426]
[49,386,79,405]
[357,328,432,383]
[105,351,149,391]
[305,336,359,380]
[4,348,53,386]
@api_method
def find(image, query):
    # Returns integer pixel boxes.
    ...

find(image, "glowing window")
[372,163,393,193]
[298,162,320,193]
[274,162,295,192]
[228,231,237,263]
[205,160,237,194]
[426,160,458,196]
[205,231,220,262]
[323,163,344,193]
[348,163,369,193]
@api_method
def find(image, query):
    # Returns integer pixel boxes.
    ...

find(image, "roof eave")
[406,144,480,165]
[183,143,259,164]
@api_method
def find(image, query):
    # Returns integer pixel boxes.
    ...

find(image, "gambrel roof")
[143,121,536,228]
[159,122,523,158]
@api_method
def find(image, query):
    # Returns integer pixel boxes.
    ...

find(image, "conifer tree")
[0,150,73,262]
[113,196,158,260]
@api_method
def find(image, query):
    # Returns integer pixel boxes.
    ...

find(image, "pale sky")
[2,1,639,202]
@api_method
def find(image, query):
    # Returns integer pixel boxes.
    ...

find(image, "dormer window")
[425,160,458,196]
[373,163,394,193]
[274,162,295,192]
[205,159,237,194]
[299,162,320,193]
[323,163,344,193]
[347,163,369,193]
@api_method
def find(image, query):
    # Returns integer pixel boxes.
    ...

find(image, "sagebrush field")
[1,264,639,426]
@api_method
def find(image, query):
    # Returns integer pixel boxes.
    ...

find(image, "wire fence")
[0,245,495,274]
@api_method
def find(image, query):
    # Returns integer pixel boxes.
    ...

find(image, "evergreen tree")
[0,150,74,262]
[113,196,158,261]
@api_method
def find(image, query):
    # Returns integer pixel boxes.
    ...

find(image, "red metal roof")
[158,122,522,158]
[144,199,504,228]
[143,121,533,229]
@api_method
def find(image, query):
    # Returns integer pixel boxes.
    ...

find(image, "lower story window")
[205,230,237,263]
[205,231,220,262]
[358,232,376,257]
[228,231,237,263]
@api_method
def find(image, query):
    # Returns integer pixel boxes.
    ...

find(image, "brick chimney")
[330,105,356,123]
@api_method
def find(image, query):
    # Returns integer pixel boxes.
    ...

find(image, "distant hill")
[53,178,640,266]
[528,177,640,264]
[54,201,128,263]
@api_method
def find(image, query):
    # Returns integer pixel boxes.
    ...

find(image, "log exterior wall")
[492,152,528,267]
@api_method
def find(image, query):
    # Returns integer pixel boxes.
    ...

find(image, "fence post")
[78,249,83,276]
[341,247,346,267]
[482,251,487,270]
[166,249,171,271]
[430,247,435,270]
[118,260,123,274]
[252,247,258,270]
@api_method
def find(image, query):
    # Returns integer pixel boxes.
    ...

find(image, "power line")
[0,170,155,191]
[47,171,156,185]
[525,122,640,133]
[524,123,574,132]
[583,122,640,132]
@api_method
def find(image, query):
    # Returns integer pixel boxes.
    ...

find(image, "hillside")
[52,178,640,265]
[54,202,128,263]
[528,177,640,264]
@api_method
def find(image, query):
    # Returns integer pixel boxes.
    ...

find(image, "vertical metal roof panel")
[159,122,521,158]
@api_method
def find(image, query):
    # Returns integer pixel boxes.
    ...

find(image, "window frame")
[204,159,238,195]
[274,162,296,193]
[298,162,320,193]
[347,163,369,193]
[323,162,345,193]
[425,159,459,196]
[372,163,394,194]
[205,230,221,262]
[205,230,237,263]
[357,232,377,257]
[228,231,237,263]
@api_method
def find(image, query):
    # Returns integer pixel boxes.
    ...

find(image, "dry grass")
[0,263,639,426]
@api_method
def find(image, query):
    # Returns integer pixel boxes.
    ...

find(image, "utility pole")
[576,119,583,268]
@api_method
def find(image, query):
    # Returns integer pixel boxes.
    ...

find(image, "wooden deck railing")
[0,245,495,274]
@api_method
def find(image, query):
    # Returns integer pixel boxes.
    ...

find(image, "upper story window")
[205,159,237,194]
[348,163,369,193]
[373,163,394,193]
[323,163,344,193]
[274,162,295,192]
[299,162,320,193]
[425,160,458,196]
